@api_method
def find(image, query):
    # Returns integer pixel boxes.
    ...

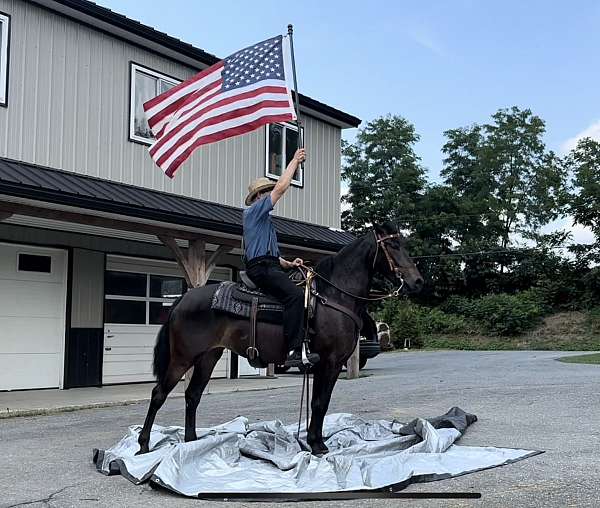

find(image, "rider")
[243,147,319,368]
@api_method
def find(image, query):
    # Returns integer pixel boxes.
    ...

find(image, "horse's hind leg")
[184,348,224,442]
[137,362,188,454]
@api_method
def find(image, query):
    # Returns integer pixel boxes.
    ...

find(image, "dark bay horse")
[137,222,423,456]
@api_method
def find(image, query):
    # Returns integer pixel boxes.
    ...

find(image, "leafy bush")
[377,289,548,348]
[377,299,474,348]
[380,300,425,349]
[440,295,473,316]
[582,269,600,309]
[585,307,600,334]
[534,278,584,312]
[468,293,543,335]
[420,307,474,335]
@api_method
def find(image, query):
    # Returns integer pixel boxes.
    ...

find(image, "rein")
[304,265,403,302]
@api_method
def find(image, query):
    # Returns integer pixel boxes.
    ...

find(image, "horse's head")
[372,222,423,294]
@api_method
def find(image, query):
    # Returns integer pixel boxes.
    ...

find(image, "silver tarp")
[93,408,540,497]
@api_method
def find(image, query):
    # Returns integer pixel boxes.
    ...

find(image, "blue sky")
[99,0,598,241]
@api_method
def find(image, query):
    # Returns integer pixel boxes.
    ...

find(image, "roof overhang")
[0,157,355,254]
[29,0,361,129]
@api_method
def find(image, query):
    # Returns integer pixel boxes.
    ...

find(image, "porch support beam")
[158,235,233,289]
[347,342,360,380]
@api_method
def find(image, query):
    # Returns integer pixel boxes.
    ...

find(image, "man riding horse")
[242,147,319,368]
[136,162,424,456]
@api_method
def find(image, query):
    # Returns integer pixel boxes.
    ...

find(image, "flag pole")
[287,24,303,149]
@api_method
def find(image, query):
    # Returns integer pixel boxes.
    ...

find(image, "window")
[104,271,187,325]
[0,12,10,107]
[18,253,51,273]
[265,122,304,187]
[129,63,180,144]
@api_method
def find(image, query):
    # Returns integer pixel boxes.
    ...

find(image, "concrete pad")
[0,375,304,418]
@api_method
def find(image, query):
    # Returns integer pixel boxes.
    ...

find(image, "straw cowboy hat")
[245,177,276,206]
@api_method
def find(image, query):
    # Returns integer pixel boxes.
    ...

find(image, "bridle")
[372,230,406,291]
[298,229,406,302]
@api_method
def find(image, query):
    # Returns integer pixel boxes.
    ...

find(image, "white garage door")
[0,243,67,390]
[103,256,232,384]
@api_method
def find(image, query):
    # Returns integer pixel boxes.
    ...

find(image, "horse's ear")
[373,223,385,235]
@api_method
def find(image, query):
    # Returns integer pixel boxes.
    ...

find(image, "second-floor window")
[265,122,304,187]
[129,63,180,144]
[0,12,10,107]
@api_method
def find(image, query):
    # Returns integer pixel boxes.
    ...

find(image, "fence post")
[347,341,360,379]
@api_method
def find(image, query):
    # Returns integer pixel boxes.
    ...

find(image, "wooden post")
[157,235,233,389]
[347,340,360,380]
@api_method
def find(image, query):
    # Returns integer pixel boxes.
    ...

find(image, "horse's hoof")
[135,446,149,456]
[310,444,329,457]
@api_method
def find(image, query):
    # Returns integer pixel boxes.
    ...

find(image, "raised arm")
[270,148,306,206]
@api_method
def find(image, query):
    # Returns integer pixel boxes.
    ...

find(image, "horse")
[137,222,423,456]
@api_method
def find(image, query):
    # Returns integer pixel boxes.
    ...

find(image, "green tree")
[341,115,427,232]
[442,107,568,250]
[568,137,600,241]
[408,184,463,302]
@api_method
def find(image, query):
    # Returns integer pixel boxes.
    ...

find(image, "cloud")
[406,25,446,57]
[561,120,600,153]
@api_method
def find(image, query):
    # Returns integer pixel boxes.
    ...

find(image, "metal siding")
[0,0,342,227]
[71,248,104,328]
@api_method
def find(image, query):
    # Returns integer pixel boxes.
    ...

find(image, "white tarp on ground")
[93,408,541,497]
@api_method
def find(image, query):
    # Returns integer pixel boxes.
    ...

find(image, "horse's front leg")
[307,358,342,456]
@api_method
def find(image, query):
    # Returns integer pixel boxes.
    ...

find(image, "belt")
[245,255,279,268]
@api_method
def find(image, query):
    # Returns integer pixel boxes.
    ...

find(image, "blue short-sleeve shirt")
[243,195,280,261]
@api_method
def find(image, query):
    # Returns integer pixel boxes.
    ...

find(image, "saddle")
[211,270,362,368]
[210,271,316,368]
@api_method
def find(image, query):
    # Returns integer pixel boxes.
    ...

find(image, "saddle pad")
[211,281,283,323]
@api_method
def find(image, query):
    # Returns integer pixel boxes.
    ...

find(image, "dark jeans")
[245,256,305,351]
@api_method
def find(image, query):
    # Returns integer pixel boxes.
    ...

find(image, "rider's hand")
[294,148,306,163]
[292,258,304,267]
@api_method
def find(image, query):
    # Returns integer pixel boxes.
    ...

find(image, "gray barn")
[0,0,359,391]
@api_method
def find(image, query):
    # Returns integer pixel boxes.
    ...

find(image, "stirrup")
[301,342,310,365]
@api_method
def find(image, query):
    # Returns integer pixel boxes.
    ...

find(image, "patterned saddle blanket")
[211,281,285,324]
[211,270,317,324]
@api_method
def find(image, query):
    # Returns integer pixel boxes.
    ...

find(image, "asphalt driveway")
[1,350,598,507]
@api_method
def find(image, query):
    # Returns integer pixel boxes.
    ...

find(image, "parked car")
[356,334,381,369]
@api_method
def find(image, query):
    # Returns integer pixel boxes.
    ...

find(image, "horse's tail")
[152,295,183,384]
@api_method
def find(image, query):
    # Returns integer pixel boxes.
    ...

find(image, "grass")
[419,312,600,351]
[557,353,600,364]
[423,334,600,351]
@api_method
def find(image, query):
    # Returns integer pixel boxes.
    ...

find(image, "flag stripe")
[149,78,222,137]
[165,113,294,178]
[161,106,296,173]
[159,108,296,172]
[144,62,223,116]
[156,100,293,168]
[150,86,290,159]
[161,82,289,140]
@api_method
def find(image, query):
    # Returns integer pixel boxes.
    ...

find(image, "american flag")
[143,35,296,178]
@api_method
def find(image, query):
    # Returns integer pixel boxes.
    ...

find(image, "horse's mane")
[315,233,367,279]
